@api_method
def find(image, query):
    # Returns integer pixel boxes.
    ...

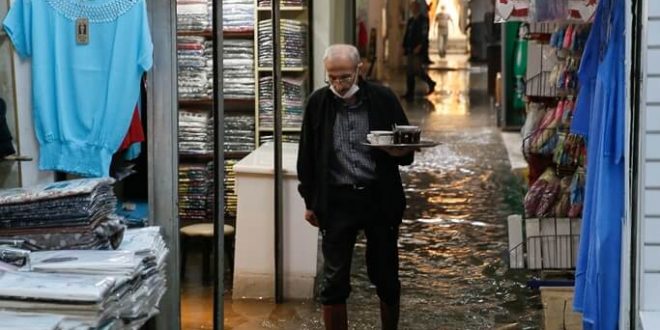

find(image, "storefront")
[0,0,357,328]
[498,0,660,329]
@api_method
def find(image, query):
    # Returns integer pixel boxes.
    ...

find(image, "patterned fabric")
[330,96,376,185]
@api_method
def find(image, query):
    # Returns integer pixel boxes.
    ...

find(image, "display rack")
[254,0,310,145]
[507,21,591,271]
[176,0,257,221]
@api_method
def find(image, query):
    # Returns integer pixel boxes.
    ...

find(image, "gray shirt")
[329,96,377,185]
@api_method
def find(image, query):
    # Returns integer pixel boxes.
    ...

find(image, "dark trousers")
[405,55,434,95]
[319,185,401,306]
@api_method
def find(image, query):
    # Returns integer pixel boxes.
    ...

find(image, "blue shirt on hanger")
[3,0,153,177]
[573,0,625,329]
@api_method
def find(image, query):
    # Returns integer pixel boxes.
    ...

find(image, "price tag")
[76,18,89,45]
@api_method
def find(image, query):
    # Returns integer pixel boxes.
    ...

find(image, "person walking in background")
[401,0,436,101]
[435,5,453,58]
[297,44,415,330]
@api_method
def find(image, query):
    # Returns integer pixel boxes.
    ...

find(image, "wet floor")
[181,56,542,330]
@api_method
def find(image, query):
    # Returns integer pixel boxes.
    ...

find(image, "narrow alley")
[208,57,542,330]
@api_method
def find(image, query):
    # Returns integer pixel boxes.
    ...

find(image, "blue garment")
[573,0,625,329]
[3,0,153,177]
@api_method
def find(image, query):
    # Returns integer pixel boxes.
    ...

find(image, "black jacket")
[403,14,430,56]
[297,80,414,228]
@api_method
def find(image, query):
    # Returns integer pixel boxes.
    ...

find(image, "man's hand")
[304,210,319,227]
[413,45,422,54]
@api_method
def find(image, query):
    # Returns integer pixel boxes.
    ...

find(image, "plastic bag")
[536,169,561,217]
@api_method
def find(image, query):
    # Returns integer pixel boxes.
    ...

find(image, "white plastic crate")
[508,215,581,270]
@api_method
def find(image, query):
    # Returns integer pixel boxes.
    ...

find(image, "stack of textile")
[179,164,209,223]
[258,19,307,68]
[224,160,238,217]
[178,37,212,100]
[0,178,125,251]
[259,134,300,145]
[224,40,255,99]
[257,0,305,7]
[205,160,238,218]
[259,76,306,129]
[224,0,254,32]
[0,227,168,330]
[179,111,213,155]
[0,312,64,330]
[177,0,211,31]
[204,40,215,99]
[0,271,122,329]
[225,115,255,152]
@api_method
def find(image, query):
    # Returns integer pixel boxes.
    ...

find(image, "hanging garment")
[572,0,625,329]
[119,105,145,152]
[0,98,16,158]
[2,0,153,177]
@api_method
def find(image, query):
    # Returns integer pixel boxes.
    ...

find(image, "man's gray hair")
[323,44,361,65]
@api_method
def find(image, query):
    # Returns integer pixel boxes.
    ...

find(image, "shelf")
[179,98,255,109]
[177,30,213,37]
[257,6,306,12]
[179,153,213,162]
[179,152,251,162]
[258,67,306,72]
[259,127,301,132]
[176,30,255,38]
[224,30,255,38]
[1,155,32,162]
[225,151,251,159]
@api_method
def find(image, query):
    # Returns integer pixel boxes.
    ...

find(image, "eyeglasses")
[325,70,357,85]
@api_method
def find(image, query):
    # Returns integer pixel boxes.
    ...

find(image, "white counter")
[232,142,319,299]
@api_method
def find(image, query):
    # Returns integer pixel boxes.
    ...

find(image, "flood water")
[183,57,542,330]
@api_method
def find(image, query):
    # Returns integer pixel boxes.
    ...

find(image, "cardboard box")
[540,287,583,330]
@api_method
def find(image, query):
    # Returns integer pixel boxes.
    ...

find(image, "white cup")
[367,131,394,145]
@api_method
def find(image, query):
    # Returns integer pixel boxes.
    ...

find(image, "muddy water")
[185,62,542,330]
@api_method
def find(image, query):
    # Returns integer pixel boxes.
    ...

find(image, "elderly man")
[297,44,415,330]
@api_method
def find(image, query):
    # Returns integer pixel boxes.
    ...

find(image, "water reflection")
[181,62,540,330]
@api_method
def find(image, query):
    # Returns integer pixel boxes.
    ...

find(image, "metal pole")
[212,0,226,327]
[272,0,284,304]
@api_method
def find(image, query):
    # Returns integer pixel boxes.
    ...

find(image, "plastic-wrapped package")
[524,168,557,217]
[568,168,585,218]
[536,170,561,217]
[554,176,573,217]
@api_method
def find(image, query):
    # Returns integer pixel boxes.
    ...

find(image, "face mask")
[330,84,360,99]
[329,69,360,99]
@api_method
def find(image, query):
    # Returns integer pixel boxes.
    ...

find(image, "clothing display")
[225,115,255,152]
[259,76,306,129]
[0,227,167,330]
[2,0,153,177]
[257,0,305,7]
[201,160,239,219]
[258,19,307,68]
[179,111,213,155]
[0,178,126,251]
[223,0,254,32]
[0,312,64,330]
[119,106,145,153]
[224,40,255,100]
[259,133,300,145]
[179,164,210,223]
[178,37,213,100]
[572,0,624,328]
[177,0,211,31]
